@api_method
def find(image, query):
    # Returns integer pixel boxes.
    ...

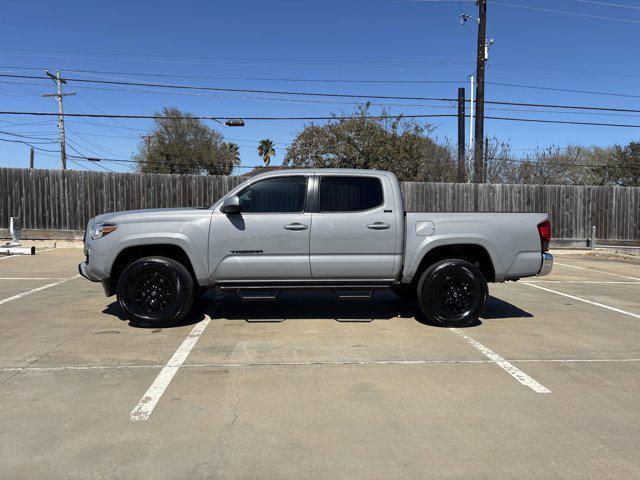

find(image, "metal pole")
[43,70,75,170]
[591,225,597,250]
[457,87,466,183]
[469,75,474,158]
[55,71,67,170]
[29,147,34,169]
[473,0,487,183]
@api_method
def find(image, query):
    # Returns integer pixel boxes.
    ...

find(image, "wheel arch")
[109,243,201,296]
[410,243,496,284]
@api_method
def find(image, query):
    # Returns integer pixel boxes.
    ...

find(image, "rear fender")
[403,234,503,282]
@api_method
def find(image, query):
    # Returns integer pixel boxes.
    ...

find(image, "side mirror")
[221,195,241,214]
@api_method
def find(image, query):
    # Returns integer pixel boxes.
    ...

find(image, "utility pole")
[473,0,487,183]
[484,136,489,183]
[29,147,34,169]
[457,87,466,183]
[473,0,488,183]
[43,70,75,170]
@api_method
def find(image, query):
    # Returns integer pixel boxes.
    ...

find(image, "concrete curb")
[551,249,640,264]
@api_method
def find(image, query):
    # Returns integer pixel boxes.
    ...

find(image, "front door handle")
[284,222,309,231]
[367,222,390,230]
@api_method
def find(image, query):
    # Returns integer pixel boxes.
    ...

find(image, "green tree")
[224,142,241,164]
[613,141,640,187]
[134,106,239,175]
[284,104,455,182]
[257,139,276,166]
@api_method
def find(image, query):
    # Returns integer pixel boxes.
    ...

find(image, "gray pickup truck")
[79,169,552,327]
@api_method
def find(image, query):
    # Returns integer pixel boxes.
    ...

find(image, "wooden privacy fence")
[1,167,639,240]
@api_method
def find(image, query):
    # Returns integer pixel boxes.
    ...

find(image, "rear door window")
[319,176,384,212]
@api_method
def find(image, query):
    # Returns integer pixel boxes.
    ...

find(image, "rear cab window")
[318,176,384,212]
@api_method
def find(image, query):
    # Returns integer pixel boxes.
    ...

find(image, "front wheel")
[116,256,195,327]
[417,259,487,327]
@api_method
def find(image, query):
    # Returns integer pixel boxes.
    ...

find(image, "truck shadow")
[103,292,532,329]
[102,302,207,329]
[205,291,533,327]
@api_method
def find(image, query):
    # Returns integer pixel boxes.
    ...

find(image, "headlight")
[90,223,117,240]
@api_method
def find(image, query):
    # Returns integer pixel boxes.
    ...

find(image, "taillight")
[537,220,551,252]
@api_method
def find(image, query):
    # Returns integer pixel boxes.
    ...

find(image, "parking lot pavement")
[1,248,639,479]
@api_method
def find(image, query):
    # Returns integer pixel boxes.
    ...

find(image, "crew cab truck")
[79,169,553,327]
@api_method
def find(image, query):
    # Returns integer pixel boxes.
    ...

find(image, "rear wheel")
[116,256,195,327]
[417,259,487,327]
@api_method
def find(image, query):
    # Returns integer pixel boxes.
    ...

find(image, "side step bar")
[216,282,390,301]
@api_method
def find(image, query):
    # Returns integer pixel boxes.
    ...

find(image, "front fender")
[106,232,209,283]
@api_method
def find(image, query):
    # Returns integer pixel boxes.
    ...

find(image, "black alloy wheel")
[116,256,195,327]
[417,259,487,327]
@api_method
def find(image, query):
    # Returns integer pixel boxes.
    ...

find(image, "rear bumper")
[538,252,553,276]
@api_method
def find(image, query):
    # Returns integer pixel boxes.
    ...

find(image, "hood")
[90,207,210,225]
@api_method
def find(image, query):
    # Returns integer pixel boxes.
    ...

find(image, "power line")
[488,61,640,79]
[0,130,57,142]
[0,111,459,120]
[490,1,640,23]
[0,73,460,101]
[0,136,60,152]
[488,81,640,99]
[0,48,475,67]
[66,142,115,172]
[484,115,640,128]
[576,0,640,11]
[7,75,640,114]
[2,72,639,114]
[5,62,640,80]
[1,110,640,128]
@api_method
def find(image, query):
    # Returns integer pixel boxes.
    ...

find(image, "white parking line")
[555,262,640,281]
[0,275,80,306]
[0,277,67,280]
[449,328,551,393]
[3,357,640,373]
[521,282,640,319]
[129,317,212,422]
[525,280,640,284]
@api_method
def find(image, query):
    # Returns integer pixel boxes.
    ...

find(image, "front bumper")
[538,252,553,276]
[78,262,114,296]
[78,261,96,281]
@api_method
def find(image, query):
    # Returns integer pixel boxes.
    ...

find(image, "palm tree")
[224,142,241,163]
[257,139,276,166]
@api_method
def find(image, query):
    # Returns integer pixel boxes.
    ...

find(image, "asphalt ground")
[1,248,639,479]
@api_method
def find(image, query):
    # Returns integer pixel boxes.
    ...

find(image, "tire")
[116,256,195,327]
[417,259,487,327]
[390,283,417,300]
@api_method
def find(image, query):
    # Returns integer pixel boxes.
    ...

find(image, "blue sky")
[1,0,639,173]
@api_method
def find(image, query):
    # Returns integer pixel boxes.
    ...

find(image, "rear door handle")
[367,222,390,230]
[284,222,308,231]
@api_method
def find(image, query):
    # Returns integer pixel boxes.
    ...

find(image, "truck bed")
[402,212,548,283]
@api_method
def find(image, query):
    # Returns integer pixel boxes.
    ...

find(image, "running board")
[334,288,374,300]
[216,282,389,301]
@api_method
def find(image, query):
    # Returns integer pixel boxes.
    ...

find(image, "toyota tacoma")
[79,169,553,327]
